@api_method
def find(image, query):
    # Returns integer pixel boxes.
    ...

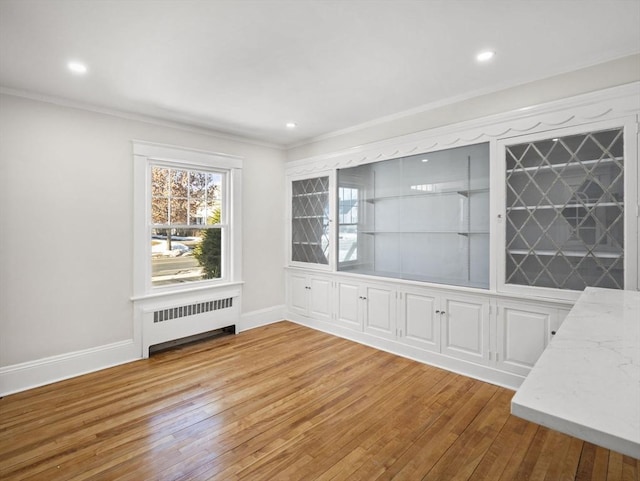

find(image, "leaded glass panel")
[291,176,330,265]
[505,128,624,291]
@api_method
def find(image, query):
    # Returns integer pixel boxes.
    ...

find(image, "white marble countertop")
[511,287,640,459]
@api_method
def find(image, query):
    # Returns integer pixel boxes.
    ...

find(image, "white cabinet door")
[363,285,396,339]
[289,272,310,317]
[399,289,439,352]
[288,272,332,321]
[308,276,332,322]
[335,280,362,330]
[440,295,490,365]
[496,301,557,376]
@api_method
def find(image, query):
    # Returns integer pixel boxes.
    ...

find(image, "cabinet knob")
[551,330,557,335]
[435,310,440,314]
[441,311,446,315]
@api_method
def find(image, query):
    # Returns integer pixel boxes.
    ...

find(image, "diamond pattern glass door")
[505,128,624,290]
[291,176,330,265]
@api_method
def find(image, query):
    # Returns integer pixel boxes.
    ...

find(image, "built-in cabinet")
[494,301,568,376]
[333,279,397,336]
[438,293,490,365]
[398,287,440,352]
[287,269,572,387]
[285,84,639,389]
[288,271,333,322]
[334,279,361,329]
[397,287,490,364]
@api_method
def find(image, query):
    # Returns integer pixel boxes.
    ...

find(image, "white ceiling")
[1,0,639,147]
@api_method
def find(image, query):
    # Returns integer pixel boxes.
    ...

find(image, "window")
[150,165,224,286]
[133,142,242,297]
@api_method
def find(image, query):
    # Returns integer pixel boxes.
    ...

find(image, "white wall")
[287,54,640,161]
[0,94,286,369]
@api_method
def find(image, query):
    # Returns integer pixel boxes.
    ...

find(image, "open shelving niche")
[337,142,490,289]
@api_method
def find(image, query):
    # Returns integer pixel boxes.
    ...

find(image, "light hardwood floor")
[1,321,637,480]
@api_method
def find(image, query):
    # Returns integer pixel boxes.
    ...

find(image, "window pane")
[189,199,204,225]
[189,171,206,225]
[170,197,188,224]
[171,170,189,198]
[152,197,168,224]
[151,167,169,196]
[151,167,169,224]
[151,227,222,286]
[206,173,223,223]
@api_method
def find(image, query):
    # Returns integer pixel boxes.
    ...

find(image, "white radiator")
[141,289,240,357]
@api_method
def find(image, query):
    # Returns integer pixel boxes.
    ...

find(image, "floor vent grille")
[153,297,234,323]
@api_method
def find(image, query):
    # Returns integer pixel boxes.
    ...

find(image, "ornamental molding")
[286,82,639,176]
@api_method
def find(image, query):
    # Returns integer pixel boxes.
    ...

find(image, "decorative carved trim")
[286,82,639,176]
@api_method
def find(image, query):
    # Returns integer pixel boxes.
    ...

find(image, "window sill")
[131,281,244,302]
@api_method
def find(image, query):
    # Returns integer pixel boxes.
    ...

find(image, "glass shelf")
[507,202,623,211]
[506,156,621,174]
[292,191,329,198]
[360,230,489,235]
[365,187,489,203]
[507,249,622,259]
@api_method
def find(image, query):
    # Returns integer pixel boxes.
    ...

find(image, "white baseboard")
[0,304,286,396]
[285,311,524,391]
[238,304,286,332]
[3,304,515,396]
[0,340,139,397]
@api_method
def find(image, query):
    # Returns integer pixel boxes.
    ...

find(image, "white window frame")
[132,141,243,299]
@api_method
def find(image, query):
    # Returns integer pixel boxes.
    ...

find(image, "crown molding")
[287,53,640,150]
[0,87,284,150]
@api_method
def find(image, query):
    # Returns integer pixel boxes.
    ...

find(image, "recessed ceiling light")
[421,158,429,163]
[476,50,495,62]
[67,61,88,75]
[286,122,297,129]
